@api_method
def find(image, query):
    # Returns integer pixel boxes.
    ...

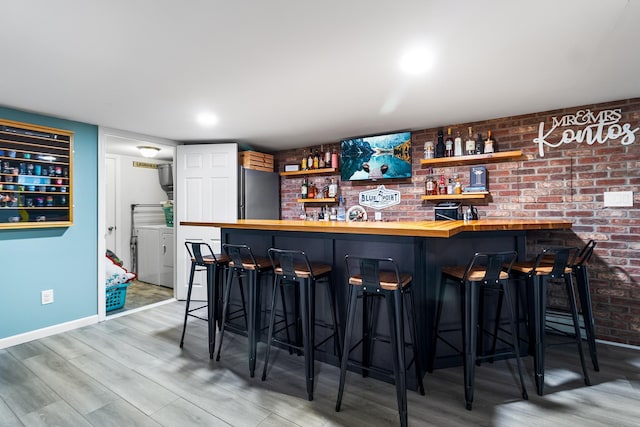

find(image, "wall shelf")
[422,192,488,201]
[0,118,73,228]
[297,197,337,203]
[420,150,524,167]
[280,167,337,177]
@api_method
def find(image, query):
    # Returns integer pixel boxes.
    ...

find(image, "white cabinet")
[137,225,174,288]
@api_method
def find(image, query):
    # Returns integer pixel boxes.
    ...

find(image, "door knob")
[108,226,115,231]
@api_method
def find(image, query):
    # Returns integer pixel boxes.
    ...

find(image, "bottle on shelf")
[431,176,439,195]
[330,206,337,221]
[454,175,462,194]
[424,141,434,159]
[445,128,454,157]
[301,149,307,170]
[447,178,455,195]
[298,203,307,220]
[435,129,445,158]
[325,146,331,168]
[475,133,485,155]
[454,130,463,157]
[301,177,308,199]
[323,204,330,221]
[307,181,316,199]
[328,178,338,198]
[337,196,346,221]
[319,145,326,168]
[438,174,447,195]
[307,150,314,170]
[484,130,495,153]
[425,175,435,195]
[313,148,320,169]
[322,178,330,198]
[465,127,475,155]
[331,147,339,170]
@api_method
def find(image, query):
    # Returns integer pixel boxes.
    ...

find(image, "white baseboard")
[0,315,99,350]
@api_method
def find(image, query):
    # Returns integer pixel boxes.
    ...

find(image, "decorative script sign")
[533,108,639,157]
[359,185,401,210]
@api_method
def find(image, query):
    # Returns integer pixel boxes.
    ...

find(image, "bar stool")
[215,244,274,377]
[511,246,591,396]
[428,251,527,410]
[179,241,229,359]
[336,256,424,427]
[261,248,341,401]
[572,240,599,371]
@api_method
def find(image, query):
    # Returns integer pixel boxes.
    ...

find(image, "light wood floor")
[107,281,174,315]
[1,301,639,426]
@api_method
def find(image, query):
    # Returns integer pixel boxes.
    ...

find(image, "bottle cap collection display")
[0,119,73,226]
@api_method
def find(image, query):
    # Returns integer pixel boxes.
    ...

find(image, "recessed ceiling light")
[399,47,435,75]
[196,112,219,127]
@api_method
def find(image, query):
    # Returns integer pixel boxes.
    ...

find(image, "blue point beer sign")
[534,108,639,157]
[359,185,401,210]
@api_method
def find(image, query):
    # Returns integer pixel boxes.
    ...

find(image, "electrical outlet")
[41,289,54,305]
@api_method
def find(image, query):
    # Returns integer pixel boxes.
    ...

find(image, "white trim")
[98,127,107,321]
[0,315,99,350]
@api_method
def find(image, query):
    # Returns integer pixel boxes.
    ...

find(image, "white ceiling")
[2,1,639,153]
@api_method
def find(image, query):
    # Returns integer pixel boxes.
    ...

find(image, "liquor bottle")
[454,175,462,194]
[322,178,330,198]
[328,178,338,198]
[337,196,346,221]
[435,129,445,158]
[307,181,316,199]
[447,178,455,195]
[307,150,314,170]
[475,133,485,155]
[425,175,435,195]
[319,145,325,168]
[431,176,439,195]
[465,127,475,155]
[445,128,454,157]
[313,148,320,169]
[301,177,308,199]
[299,204,307,220]
[325,146,331,168]
[438,174,447,195]
[301,149,307,170]
[484,130,495,153]
[454,130,463,156]
[331,148,339,170]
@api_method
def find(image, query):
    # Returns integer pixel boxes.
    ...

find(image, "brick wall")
[274,97,640,346]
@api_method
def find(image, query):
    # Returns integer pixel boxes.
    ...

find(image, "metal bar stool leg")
[575,265,599,371]
[565,274,591,386]
[427,276,447,373]
[532,275,547,396]
[405,287,425,395]
[502,280,528,401]
[180,262,197,348]
[336,284,359,412]
[388,289,408,427]
[261,275,281,382]
[462,280,480,410]
[215,267,235,361]
[248,270,259,377]
[207,264,217,359]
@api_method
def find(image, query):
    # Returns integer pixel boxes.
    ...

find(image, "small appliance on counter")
[434,202,461,221]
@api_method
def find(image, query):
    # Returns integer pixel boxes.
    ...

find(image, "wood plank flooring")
[1,301,639,426]
[107,281,174,315]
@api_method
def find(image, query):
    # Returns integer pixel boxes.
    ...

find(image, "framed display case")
[0,118,73,228]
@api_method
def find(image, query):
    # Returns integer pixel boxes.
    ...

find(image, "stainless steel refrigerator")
[238,166,280,219]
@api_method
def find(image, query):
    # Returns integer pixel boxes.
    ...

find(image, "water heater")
[157,163,173,200]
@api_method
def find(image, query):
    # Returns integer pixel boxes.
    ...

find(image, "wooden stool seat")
[348,271,412,289]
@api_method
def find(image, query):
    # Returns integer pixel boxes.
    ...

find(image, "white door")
[105,156,117,254]
[175,143,238,301]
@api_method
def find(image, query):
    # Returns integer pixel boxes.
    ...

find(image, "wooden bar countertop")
[181,219,572,238]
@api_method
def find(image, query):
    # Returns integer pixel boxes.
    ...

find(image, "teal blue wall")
[0,107,98,339]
